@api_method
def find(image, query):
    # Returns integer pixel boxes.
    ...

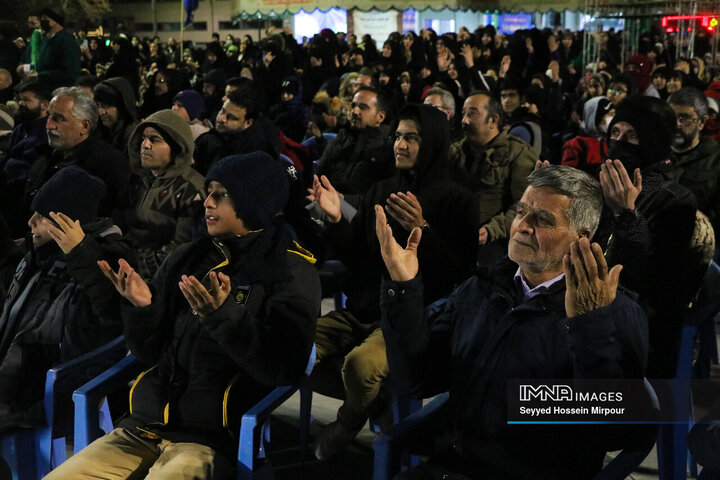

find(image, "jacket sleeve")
[380,275,454,398]
[64,230,136,327]
[482,143,537,242]
[197,255,321,386]
[565,293,649,379]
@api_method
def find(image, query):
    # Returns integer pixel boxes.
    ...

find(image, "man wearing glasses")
[668,87,720,233]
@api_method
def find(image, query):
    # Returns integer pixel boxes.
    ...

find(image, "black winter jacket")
[381,258,649,479]
[0,219,132,424]
[118,228,321,459]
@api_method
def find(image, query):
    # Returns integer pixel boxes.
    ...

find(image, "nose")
[515,213,534,235]
[203,194,215,208]
[141,137,152,149]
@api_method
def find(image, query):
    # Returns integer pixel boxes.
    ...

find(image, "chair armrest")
[72,353,144,453]
[373,392,449,480]
[44,336,128,427]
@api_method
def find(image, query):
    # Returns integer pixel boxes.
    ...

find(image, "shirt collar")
[514,267,565,301]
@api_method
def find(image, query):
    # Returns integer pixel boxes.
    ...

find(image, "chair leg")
[298,386,313,456]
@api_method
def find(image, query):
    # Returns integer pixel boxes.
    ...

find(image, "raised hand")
[375,205,421,282]
[563,237,622,318]
[44,212,86,254]
[385,191,425,231]
[308,175,342,223]
[97,259,152,307]
[178,271,231,317]
[599,159,642,213]
[534,160,551,171]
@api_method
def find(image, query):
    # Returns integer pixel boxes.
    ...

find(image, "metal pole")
[152,0,157,36]
[180,0,184,63]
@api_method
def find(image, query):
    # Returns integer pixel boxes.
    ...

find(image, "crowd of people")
[1,5,720,479]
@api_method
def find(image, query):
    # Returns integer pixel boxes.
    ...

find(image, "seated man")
[0,167,132,430]
[113,109,205,280]
[377,165,649,479]
[310,105,479,459]
[47,152,320,479]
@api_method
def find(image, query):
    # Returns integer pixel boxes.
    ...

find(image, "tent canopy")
[230,0,584,19]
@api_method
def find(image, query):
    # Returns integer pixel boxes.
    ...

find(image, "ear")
[699,114,708,130]
[244,118,254,129]
[81,118,92,135]
[376,110,386,125]
[40,101,50,113]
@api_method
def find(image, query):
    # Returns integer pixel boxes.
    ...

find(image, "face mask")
[40,20,51,32]
[607,139,644,172]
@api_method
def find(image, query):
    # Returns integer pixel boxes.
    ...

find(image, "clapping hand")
[375,205,421,282]
[385,191,425,231]
[98,259,152,307]
[307,175,342,223]
[563,237,622,318]
[599,159,642,213]
[178,271,231,317]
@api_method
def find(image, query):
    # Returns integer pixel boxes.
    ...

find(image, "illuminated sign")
[661,14,720,32]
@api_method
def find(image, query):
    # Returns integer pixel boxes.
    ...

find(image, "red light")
[667,27,674,32]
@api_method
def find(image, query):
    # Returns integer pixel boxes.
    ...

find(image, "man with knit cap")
[172,89,212,140]
[49,152,320,479]
[94,77,139,155]
[0,166,132,430]
[113,109,205,280]
[596,94,701,377]
[34,7,80,92]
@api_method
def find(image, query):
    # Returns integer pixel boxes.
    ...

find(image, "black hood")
[396,103,450,189]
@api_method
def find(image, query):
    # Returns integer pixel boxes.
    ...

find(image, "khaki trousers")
[43,427,234,480]
[314,309,388,429]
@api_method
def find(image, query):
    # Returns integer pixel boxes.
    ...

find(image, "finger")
[613,160,634,190]
[48,212,71,231]
[187,275,213,302]
[320,175,336,194]
[534,160,543,171]
[178,282,199,309]
[375,205,387,244]
[399,191,421,208]
[606,160,624,192]
[577,237,598,281]
[406,227,422,252]
[608,264,623,292]
[570,241,588,286]
[217,272,232,294]
[56,212,77,226]
[179,276,203,305]
[388,194,415,215]
[634,169,642,192]
[97,260,119,283]
[563,254,577,290]
[385,202,409,224]
[591,242,609,281]
[208,271,220,295]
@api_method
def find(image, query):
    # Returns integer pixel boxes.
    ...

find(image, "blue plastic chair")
[319,259,347,310]
[73,345,317,480]
[301,133,337,148]
[0,336,127,480]
[657,261,720,480]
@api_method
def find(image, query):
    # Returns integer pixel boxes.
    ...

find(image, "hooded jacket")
[114,110,205,280]
[561,96,611,176]
[96,77,139,156]
[326,104,480,324]
[0,219,133,427]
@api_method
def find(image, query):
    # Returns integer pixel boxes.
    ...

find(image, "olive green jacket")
[449,131,538,242]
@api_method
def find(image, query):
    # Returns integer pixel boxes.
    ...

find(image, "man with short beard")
[668,87,720,232]
[0,80,51,236]
[316,86,394,208]
[449,91,537,264]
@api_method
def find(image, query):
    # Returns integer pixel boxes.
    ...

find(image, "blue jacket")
[381,258,649,479]
[3,116,49,185]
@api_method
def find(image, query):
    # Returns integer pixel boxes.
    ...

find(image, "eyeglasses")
[207,190,231,203]
[394,132,421,143]
[676,114,699,126]
[607,88,628,95]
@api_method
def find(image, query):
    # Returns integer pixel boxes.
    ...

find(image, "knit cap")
[40,7,65,26]
[31,166,106,225]
[173,90,205,120]
[205,152,289,230]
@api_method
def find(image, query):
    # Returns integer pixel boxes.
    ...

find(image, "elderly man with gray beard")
[24,87,131,218]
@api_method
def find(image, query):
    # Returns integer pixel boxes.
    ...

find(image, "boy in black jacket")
[0,166,132,430]
[47,152,321,479]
